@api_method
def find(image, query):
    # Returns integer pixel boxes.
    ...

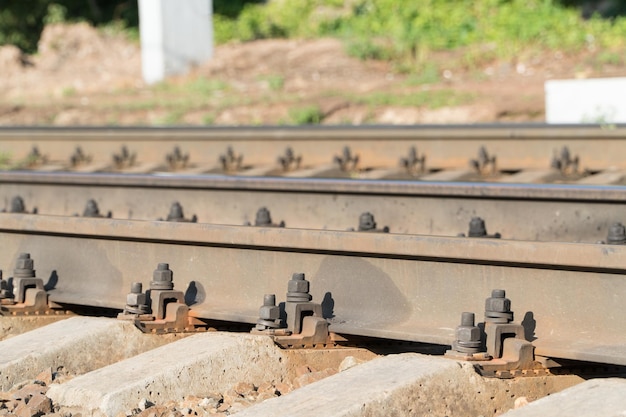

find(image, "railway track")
[1,124,625,415]
[1,125,626,184]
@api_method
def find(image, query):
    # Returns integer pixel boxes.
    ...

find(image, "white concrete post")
[138,0,213,84]
[545,78,626,124]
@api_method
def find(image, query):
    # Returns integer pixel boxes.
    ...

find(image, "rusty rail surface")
[0,213,624,366]
[1,125,626,184]
[2,171,626,243]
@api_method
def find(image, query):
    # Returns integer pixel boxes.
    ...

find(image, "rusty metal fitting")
[112,145,136,169]
[606,222,626,245]
[70,146,92,167]
[485,289,513,323]
[125,282,149,315]
[470,146,497,175]
[356,212,389,233]
[255,294,282,330]
[166,146,190,170]
[452,312,483,354]
[164,202,197,223]
[278,147,302,172]
[1,253,57,315]
[150,263,174,291]
[400,146,426,175]
[551,146,579,175]
[286,273,312,303]
[14,253,35,279]
[334,146,359,172]
[219,146,243,172]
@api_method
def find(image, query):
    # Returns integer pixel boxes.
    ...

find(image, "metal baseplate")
[252,315,333,349]
[119,306,210,334]
[0,262,67,316]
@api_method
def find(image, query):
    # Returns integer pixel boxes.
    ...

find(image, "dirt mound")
[0,45,26,75]
[0,23,141,101]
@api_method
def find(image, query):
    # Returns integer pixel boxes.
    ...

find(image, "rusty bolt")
[452,312,482,354]
[150,263,174,290]
[286,273,312,303]
[14,253,35,278]
[607,222,626,245]
[485,289,513,323]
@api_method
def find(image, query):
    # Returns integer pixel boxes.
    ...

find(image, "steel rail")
[0,213,624,365]
[2,171,625,243]
[1,125,626,179]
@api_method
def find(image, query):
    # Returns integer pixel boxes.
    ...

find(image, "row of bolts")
[3,196,497,237]
[2,252,515,353]
[7,194,626,242]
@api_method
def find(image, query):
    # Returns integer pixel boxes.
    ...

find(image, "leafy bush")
[0,0,139,52]
[214,0,626,66]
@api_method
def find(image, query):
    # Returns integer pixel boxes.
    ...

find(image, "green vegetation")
[260,74,285,91]
[0,1,139,52]
[213,0,626,69]
[289,105,325,125]
[4,0,626,70]
[353,89,474,109]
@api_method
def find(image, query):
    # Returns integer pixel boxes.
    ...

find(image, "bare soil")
[1,22,625,126]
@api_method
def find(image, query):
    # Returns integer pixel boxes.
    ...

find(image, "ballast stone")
[0,316,180,391]
[501,378,626,417]
[47,333,288,417]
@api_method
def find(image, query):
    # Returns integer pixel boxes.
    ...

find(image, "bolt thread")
[131,282,142,294]
[263,294,276,306]
[491,289,505,298]
[460,312,475,327]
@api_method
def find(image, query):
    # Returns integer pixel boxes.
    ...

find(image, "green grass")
[352,89,475,109]
[213,0,626,71]
[259,74,285,91]
[289,105,325,125]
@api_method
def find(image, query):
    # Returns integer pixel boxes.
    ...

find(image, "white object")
[545,77,626,123]
[138,0,213,84]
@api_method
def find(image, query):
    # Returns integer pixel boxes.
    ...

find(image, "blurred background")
[1,0,626,126]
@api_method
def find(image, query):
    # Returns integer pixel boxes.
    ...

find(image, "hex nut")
[153,268,173,283]
[485,297,511,313]
[288,279,309,293]
[127,292,147,306]
[259,305,280,320]
[456,326,481,342]
[16,258,34,270]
